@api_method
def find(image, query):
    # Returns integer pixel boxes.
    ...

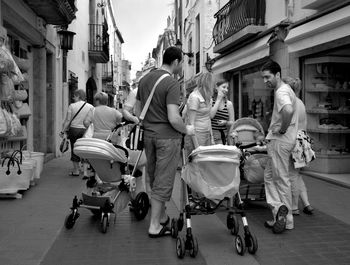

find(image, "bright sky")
[112,0,174,80]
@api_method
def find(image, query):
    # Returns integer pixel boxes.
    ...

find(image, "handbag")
[13,84,28,101]
[0,73,15,101]
[125,74,169,150]
[60,134,69,153]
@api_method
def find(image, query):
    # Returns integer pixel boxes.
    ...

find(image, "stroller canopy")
[183,144,241,200]
[74,138,128,163]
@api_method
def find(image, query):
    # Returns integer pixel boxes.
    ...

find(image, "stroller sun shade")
[74,138,128,163]
[182,144,241,200]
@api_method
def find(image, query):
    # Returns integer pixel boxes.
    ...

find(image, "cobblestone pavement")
[0,155,350,265]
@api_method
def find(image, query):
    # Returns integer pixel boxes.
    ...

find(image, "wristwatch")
[279,129,286,135]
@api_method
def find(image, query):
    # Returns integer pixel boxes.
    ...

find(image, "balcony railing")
[102,62,113,82]
[88,24,109,63]
[213,0,266,52]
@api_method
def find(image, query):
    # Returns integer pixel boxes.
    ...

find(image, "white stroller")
[64,123,149,233]
[170,137,258,258]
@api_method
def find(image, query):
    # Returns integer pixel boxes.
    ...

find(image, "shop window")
[241,65,273,133]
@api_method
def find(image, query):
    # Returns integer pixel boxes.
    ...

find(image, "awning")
[285,5,350,53]
[212,34,271,74]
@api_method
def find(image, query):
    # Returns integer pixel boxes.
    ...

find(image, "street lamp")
[57,29,76,51]
[57,28,76,82]
[175,39,194,58]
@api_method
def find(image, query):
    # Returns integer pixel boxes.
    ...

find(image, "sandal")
[148,225,171,238]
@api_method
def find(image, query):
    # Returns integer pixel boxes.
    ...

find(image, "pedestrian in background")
[83,91,123,143]
[283,76,314,216]
[122,82,140,124]
[60,89,94,177]
[210,79,235,145]
[135,46,193,238]
[261,60,298,233]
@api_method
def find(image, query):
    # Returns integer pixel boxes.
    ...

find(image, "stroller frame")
[170,137,258,258]
[64,122,150,233]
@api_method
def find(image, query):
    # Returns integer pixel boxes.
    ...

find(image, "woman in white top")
[283,77,314,215]
[185,72,214,153]
[60,89,94,176]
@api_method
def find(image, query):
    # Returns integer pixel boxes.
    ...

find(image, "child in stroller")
[64,122,149,233]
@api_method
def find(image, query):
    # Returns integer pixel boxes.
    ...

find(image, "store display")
[303,56,350,174]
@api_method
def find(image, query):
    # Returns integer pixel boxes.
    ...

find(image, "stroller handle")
[236,142,258,150]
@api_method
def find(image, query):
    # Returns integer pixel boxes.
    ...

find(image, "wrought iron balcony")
[88,24,109,63]
[102,62,113,82]
[25,0,76,25]
[213,0,266,54]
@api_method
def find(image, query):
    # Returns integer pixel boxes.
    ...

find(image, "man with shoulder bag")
[135,47,194,238]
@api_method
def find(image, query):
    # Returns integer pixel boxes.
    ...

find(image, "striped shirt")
[211,99,229,130]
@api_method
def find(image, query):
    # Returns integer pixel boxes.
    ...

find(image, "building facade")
[0,0,123,159]
[210,0,350,177]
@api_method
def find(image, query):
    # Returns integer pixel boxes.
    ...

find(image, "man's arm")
[167,104,187,134]
[279,104,294,133]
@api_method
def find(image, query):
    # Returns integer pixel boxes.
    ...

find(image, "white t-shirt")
[266,83,297,144]
[187,89,212,132]
[67,101,94,129]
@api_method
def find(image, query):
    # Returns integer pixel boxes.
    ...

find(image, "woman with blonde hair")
[185,72,214,152]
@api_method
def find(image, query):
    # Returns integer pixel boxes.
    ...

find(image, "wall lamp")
[57,29,76,51]
[175,39,194,58]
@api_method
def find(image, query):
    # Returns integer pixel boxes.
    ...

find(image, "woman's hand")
[59,131,65,138]
[217,120,227,126]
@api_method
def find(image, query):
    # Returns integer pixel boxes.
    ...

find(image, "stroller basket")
[182,144,241,200]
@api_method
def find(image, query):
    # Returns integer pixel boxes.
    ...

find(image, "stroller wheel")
[101,214,108,233]
[176,237,186,259]
[227,213,239,236]
[189,236,199,258]
[133,192,150,220]
[64,213,76,229]
[246,232,258,254]
[235,235,246,256]
[171,218,179,238]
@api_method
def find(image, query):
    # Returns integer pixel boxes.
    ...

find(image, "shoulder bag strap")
[68,102,87,128]
[139,74,169,122]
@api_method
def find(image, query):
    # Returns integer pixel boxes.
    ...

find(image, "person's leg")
[272,140,295,230]
[68,128,81,175]
[148,138,181,235]
[299,177,314,214]
[289,164,301,215]
[264,141,283,220]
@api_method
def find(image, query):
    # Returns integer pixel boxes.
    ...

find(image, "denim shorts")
[144,136,181,202]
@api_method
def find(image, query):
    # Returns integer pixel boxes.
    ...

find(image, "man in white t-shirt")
[261,60,298,234]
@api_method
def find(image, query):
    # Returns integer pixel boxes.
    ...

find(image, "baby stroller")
[170,137,258,258]
[64,123,149,233]
[229,117,268,203]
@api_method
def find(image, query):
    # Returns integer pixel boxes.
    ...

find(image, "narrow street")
[0,155,349,265]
